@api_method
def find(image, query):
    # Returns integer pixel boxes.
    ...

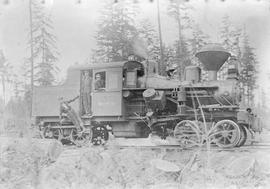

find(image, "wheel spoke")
[174,120,201,148]
[227,135,234,143]
[71,129,92,146]
[211,120,240,148]
[227,129,237,137]
[215,134,223,140]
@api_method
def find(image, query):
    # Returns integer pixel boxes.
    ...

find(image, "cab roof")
[69,61,145,71]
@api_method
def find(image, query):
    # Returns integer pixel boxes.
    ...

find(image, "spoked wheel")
[43,126,62,140]
[92,125,109,145]
[173,120,202,148]
[209,120,241,148]
[236,124,247,147]
[71,128,92,147]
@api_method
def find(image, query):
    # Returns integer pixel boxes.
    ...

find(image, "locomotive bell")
[195,43,231,80]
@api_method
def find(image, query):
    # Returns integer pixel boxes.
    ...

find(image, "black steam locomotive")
[33,44,259,147]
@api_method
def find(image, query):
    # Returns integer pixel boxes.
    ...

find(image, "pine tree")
[219,15,232,80]
[163,45,175,76]
[219,15,242,80]
[137,19,160,61]
[13,75,25,98]
[187,24,209,80]
[173,36,191,79]
[239,31,258,106]
[189,24,208,63]
[230,27,242,58]
[167,0,193,79]
[94,0,139,62]
[29,0,59,86]
[0,50,13,104]
[220,15,232,51]
[21,58,33,115]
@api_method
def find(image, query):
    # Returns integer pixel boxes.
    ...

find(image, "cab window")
[107,71,121,90]
[94,71,106,90]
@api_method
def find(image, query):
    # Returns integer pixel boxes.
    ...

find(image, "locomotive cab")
[79,60,145,118]
[79,63,123,117]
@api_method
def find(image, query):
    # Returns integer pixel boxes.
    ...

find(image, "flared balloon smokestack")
[195,43,231,80]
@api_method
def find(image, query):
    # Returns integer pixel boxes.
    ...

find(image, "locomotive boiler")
[33,44,258,148]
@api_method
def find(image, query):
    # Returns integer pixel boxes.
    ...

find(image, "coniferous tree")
[13,75,25,98]
[230,27,242,58]
[137,19,160,61]
[239,31,258,106]
[219,15,233,80]
[173,37,191,79]
[167,0,193,78]
[0,50,13,104]
[219,15,242,80]
[94,0,139,62]
[220,15,232,51]
[28,0,59,86]
[189,24,209,63]
[188,24,209,81]
[163,45,175,76]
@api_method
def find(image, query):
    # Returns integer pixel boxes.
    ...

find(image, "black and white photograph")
[1,0,270,188]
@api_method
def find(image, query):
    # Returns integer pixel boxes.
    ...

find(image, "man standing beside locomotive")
[82,70,92,115]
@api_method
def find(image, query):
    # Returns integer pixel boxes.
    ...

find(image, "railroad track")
[114,143,270,152]
[58,141,270,162]
[53,143,270,167]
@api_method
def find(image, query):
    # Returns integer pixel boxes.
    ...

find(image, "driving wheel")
[43,126,62,140]
[173,120,201,148]
[92,125,109,145]
[236,124,247,147]
[71,128,92,147]
[209,120,241,148]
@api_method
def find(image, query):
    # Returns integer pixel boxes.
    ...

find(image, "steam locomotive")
[33,44,259,147]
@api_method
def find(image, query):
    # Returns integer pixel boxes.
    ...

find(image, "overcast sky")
[0,0,270,103]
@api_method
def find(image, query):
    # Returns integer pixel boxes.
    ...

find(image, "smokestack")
[195,43,231,81]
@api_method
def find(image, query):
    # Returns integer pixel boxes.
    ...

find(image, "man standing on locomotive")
[95,73,105,90]
[82,70,92,115]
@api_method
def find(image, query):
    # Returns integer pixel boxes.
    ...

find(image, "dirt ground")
[1,129,270,189]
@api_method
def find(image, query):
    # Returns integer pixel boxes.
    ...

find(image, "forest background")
[0,0,269,131]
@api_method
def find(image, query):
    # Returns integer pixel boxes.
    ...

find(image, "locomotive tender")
[33,44,258,148]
